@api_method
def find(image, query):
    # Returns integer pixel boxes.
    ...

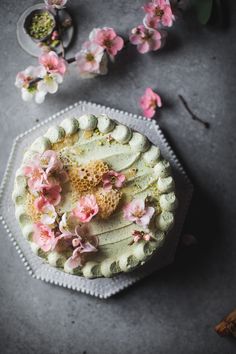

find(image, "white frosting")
[100,259,116,277]
[30,137,52,153]
[48,252,61,267]
[129,132,150,152]
[15,205,26,222]
[23,151,38,165]
[157,176,175,193]
[60,118,79,135]
[22,224,34,240]
[64,260,74,274]
[156,211,174,231]
[155,231,165,245]
[159,192,178,211]
[44,126,65,143]
[111,124,132,144]
[82,262,99,278]
[77,114,97,130]
[143,145,160,166]
[133,243,146,261]
[30,242,40,254]
[97,114,115,133]
[119,254,131,271]
[15,173,27,190]
[154,160,171,178]
[12,171,27,203]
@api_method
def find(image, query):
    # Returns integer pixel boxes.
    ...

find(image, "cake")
[12,113,178,278]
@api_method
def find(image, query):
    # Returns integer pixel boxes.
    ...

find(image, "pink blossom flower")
[129,25,163,53]
[34,195,58,225]
[39,51,67,75]
[139,87,162,119]
[51,213,78,252]
[40,150,63,175]
[102,170,126,191]
[143,0,175,28]
[40,181,62,206]
[40,204,57,225]
[34,195,50,211]
[33,222,56,252]
[57,213,80,238]
[66,240,98,269]
[37,72,63,94]
[89,27,124,58]
[130,230,154,244]
[75,42,108,78]
[72,194,99,223]
[44,0,67,9]
[67,225,98,269]
[15,66,47,104]
[23,160,46,192]
[123,199,155,227]
[39,150,68,183]
[54,215,98,268]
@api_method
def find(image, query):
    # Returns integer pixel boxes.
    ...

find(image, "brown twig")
[55,9,65,58]
[215,309,236,337]
[67,57,76,64]
[178,94,210,129]
[28,77,43,87]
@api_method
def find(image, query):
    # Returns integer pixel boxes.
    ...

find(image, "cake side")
[12,114,177,278]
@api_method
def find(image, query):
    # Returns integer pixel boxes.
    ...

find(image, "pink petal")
[137,42,150,54]
[143,107,156,119]
[113,36,124,51]
[129,34,143,45]
[81,242,97,253]
[67,252,81,269]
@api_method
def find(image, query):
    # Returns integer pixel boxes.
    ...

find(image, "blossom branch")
[15,27,124,103]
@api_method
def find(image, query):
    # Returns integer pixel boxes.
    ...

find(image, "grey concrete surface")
[0,1,236,353]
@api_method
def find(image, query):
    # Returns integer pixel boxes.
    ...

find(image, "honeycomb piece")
[26,193,41,223]
[95,187,122,219]
[58,152,77,168]
[68,160,109,193]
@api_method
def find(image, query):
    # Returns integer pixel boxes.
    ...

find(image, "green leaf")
[194,0,214,25]
[50,39,60,48]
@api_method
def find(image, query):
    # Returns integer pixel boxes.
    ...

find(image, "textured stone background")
[0,1,236,353]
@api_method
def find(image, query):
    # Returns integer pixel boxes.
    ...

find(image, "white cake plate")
[0,101,193,298]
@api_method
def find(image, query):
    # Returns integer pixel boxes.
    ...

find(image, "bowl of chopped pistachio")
[23,9,56,42]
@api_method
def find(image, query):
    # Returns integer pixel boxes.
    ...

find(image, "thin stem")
[28,77,43,87]
[67,57,76,63]
[178,94,210,129]
[55,9,65,58]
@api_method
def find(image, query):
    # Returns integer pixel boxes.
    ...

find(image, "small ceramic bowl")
[24,9,56,42]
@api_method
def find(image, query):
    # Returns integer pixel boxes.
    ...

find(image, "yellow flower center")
[86,53,95,62]
[155,7,164,17]
[104,39,112,48]
[133,209,145,218]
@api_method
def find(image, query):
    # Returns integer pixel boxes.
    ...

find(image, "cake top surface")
[13,113,177,278]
